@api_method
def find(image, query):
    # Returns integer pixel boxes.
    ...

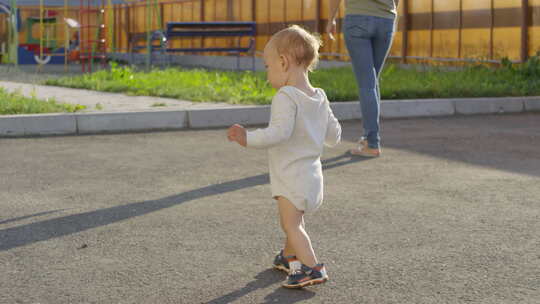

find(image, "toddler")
[227,25,341,288]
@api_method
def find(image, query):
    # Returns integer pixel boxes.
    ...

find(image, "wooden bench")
[129,21,256,70]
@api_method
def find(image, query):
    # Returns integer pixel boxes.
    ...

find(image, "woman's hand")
[326,18,337,41]
[326,0,342,41]
[227,124,247,147]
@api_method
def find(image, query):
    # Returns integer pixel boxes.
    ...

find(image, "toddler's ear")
[280,54,289,72]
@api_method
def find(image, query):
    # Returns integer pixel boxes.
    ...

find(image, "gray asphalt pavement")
[1,114,539,304]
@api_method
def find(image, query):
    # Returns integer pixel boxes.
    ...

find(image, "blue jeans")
[344,14,396,149]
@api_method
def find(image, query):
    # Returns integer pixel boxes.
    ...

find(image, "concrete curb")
[77,111,188,134]
[1,96,539,137]
[0,113,77,136]
[188,106,270,128]
[381,99,455,118]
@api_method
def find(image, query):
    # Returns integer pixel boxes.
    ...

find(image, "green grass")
[44,56,540,105]
[45,62,275,104]
[0,88,86,115]
[375,56,540,100]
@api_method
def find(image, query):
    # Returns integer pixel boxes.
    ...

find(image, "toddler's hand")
[227,124,247,147]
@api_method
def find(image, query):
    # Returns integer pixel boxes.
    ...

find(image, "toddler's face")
[263,43,287,89]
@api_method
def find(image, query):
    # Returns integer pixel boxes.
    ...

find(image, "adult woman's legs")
[372,17,396,99]
[344,17,379,148]
[344,15,395,149]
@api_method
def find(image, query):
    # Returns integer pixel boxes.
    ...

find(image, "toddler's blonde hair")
[269,25,322,72]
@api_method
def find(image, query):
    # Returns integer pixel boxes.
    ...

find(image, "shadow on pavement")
[0,153,369,252]
[205,269,316,304]
[262,287,316,304]
[0,209,66,225]
[342,114,540,178]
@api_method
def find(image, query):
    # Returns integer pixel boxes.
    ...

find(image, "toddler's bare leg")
[283,218,305,257]
[277,196,317,268]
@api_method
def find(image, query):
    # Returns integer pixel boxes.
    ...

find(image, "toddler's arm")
[324,106,341,147]
[246,91,296,149]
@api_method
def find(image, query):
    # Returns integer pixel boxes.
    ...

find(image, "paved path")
[0,81,235,112]
[1,114,539,304]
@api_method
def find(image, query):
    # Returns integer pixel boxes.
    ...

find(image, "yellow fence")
[395,0,540,63]
[3,0,540,64]
[115,0,540,63]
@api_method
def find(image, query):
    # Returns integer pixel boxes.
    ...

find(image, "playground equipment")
[79,0,107,72]
[21,5,70,66]
[2,0,259,72]
[0,0,110,71]
[0,0,20,65]
[125,0,163,70]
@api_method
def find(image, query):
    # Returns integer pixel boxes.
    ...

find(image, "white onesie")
[246,86,342,212]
